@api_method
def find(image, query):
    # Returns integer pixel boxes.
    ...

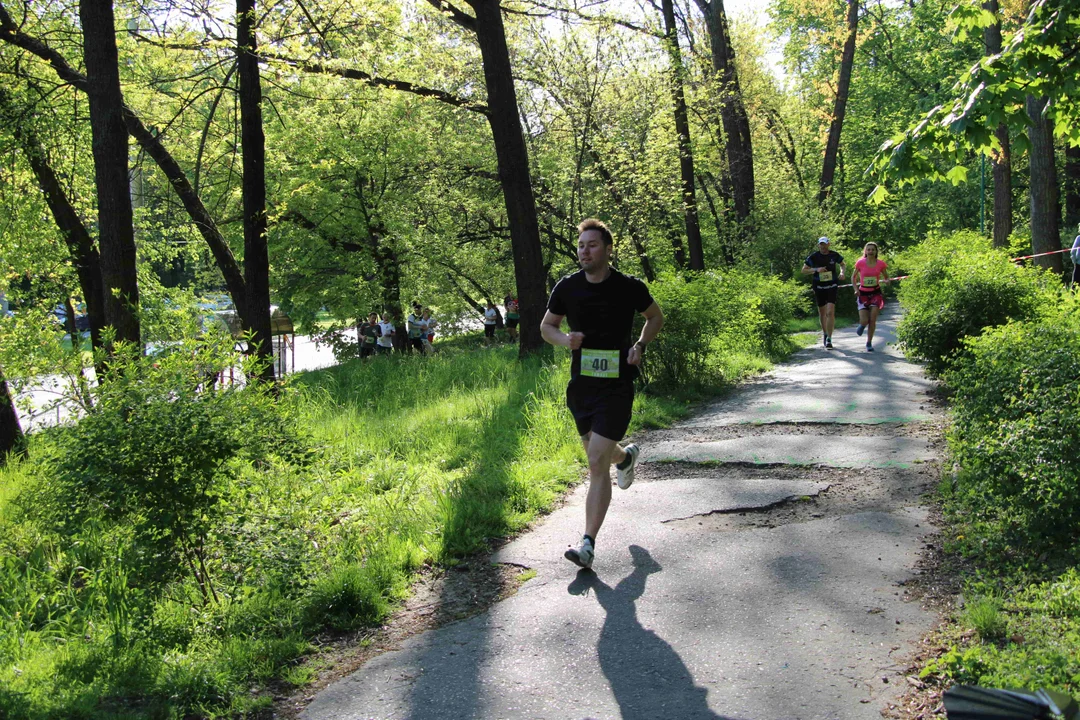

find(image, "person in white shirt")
[421,308,437,354]
[376,312,395,356]
[407,303,425,354]
[483,300,498,346]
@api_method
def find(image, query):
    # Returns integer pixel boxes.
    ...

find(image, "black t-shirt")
[805,250,844,289]
[360,322,381,346]
[547,268,654,385]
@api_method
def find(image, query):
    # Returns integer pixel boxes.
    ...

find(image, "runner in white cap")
[802,237,845,349]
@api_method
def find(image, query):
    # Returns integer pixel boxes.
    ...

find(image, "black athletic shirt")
[547,268,654,385]
[805,250,844,290]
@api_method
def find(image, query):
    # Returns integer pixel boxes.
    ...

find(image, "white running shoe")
[616,443,640,489]
[564,538,594,569]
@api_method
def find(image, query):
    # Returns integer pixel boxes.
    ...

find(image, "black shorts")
[360,345,375,358]
[1073,264,1080,285]
[484,324,495,337]
[566,380,635,442]
[410,337,425,352]
[506,317,519,329]
[376,345,392,355]
[814,286,839,307]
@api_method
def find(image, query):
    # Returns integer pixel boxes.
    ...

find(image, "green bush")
[943,293,1080,560]
[894,230,1056,375]
[38,338,303,597]
[645,269,802,388]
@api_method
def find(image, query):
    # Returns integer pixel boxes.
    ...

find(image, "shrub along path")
[299,309,946,720]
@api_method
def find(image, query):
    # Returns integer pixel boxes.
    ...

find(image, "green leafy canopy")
[869,0,1080,202]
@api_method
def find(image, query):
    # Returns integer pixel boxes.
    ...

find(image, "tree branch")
[424,0,477,33]
[258,49,489,115]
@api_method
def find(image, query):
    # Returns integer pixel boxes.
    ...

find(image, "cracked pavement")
[300,310,942,720]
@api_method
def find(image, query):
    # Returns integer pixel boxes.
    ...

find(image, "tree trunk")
[661,0,703,271]
[0,368,24,465]
[984,0,1012,247]
[469,0,547,358]
[237,0,274,380]
[694,0,754,225]
[819,0,860,207]
[80,0,139,346]
[1065,144,1080,232]
[584,139,656,281]
[0,86,106,352]
[1026,95,1062,274]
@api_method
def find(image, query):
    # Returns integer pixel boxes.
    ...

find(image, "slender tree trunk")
[584,139,656,281]
[984,0,1012,247]
[80,0,139,346]
[237,0,273,380]
[1065,144,1080,232]
[0,87,106,352]
[763,108,806,195]
[1026,95,1062,274]
[469,0,547,358]
[819,0,860,207]
[0,368,24,465]
[695,0,754,226]
[661,0,703,271]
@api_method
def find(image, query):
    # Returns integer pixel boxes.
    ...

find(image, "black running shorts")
[506,317,519,329]
[566,380,635,441]
[814,286,839,307]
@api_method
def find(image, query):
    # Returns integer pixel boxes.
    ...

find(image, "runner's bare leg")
[580,432,621,539]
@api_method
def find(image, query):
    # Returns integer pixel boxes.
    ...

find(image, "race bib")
[581,348,619,379]
[862,275,878,288]
[818,270,833,282]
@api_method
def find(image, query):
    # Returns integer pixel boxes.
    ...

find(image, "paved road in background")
[301,309,941,720]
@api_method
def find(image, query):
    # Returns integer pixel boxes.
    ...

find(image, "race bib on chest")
[818,270,833,282]
[862,275,878,288]
[580,348,620,379]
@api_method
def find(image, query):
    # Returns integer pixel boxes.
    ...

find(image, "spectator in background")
[1071,223,1080,290]
[483,299,498,346]
[407,303,425,354]
[505,296,520,342]
[359,311,381,358]
[421,308,437,353]
[376,311,395,356]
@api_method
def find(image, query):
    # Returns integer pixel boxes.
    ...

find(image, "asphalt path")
[301,309,940,720]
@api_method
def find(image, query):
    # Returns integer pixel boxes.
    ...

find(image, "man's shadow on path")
[568,545,736,720]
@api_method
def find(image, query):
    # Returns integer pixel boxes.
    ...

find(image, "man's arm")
[541,310,583,349]
[628,302,664,366]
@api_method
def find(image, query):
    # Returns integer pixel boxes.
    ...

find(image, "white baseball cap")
[818,236,830,245]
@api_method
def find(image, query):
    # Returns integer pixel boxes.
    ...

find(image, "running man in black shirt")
[802,236,846,349]
[542,218,664,569]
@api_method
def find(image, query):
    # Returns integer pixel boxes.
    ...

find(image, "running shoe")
[825,337,834,349]
[564,537,594,569]
[856,324,865,336]
[822,334,828,348]
[616,443,639,490]
[866,342,874,352]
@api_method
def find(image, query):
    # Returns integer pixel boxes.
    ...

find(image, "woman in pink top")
[852,242,889,352]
